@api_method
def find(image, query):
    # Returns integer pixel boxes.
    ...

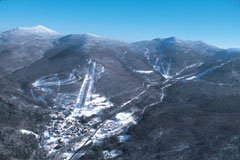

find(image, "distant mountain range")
[1,26,240,160]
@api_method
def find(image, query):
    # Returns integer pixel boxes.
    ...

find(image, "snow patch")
[118,134,130,143]
[133,69,154,74]
[43,130,50,139]
[162,74,173,79]
[32,70,79,89]
[102,150,122,159]
[186,76,197,81]
[68,94,113,119]
[115,112,135,125]
[20,129,39,138]
[93,112,136,142]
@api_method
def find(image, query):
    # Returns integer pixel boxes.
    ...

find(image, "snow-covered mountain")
[0,25,61,75]
[1,26,240,160]
[0,25,59,39]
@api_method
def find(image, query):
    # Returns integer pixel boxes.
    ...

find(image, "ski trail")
[75,73,90,108]
[75,60,96,108]
[144,47,173,80]
[85,62,96,104]
[160,63,167,77]
[184,58,239,80]
[120,89,147,108]
[166,52,173,76]
[195,63,228,79]
[175,62,203,76]
[141,82,172,115]
[120,80,160,108]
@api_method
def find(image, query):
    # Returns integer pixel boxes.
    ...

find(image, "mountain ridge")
[0,26,240,160]
[2,25,237,50]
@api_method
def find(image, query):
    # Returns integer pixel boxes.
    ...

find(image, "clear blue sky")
[0,0,240,48]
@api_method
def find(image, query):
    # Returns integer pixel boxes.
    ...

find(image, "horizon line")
[0,25,239,50]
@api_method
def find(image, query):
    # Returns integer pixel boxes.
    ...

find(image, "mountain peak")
[17,25,60,35]
[32,25,55,32]
[0,25,61,44]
